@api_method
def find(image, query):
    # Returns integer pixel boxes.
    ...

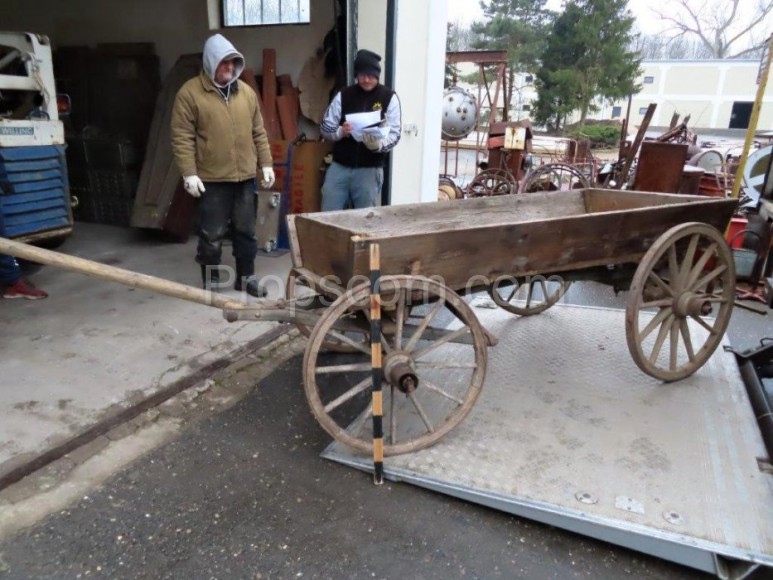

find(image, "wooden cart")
[0,189,737,457]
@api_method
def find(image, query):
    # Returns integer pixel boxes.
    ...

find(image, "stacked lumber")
[240,49,301,141]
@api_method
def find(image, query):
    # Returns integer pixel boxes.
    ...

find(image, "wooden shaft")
[0,237,250,311]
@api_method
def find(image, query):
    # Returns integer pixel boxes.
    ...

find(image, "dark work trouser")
[196,180,257,278]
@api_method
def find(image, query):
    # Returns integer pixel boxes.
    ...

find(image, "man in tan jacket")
[171,34,274,297]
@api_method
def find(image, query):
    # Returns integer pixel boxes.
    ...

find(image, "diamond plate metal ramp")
[322,303,773,578]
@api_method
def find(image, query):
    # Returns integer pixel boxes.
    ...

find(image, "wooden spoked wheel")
[488,275,572,315]
[626,223,735,382]
[303,275,488,456]
[286,269,367,353]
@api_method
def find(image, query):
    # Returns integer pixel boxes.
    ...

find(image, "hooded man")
[171,34,274,297]
[319,49,402,210]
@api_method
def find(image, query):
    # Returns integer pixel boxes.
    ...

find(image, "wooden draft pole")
[0,237,250,311]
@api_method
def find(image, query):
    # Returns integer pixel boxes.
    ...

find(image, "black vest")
[333,84,395,168]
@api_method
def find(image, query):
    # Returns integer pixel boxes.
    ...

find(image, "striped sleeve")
[379,92,402,153]
[320,92,343,141]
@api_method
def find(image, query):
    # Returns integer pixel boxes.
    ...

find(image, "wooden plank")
[131,53,201,231]
[261,49,282,141]
[276,94,298,140]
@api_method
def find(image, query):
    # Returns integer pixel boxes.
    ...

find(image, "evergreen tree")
[533,0,641,131]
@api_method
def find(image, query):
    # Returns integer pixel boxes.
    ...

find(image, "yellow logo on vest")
[372,102,382,111]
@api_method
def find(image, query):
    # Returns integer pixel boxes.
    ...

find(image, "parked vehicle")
[0,31,73,246]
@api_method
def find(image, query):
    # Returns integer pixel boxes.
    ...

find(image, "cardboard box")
[270,140,332,214]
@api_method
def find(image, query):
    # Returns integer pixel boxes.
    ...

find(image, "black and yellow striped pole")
[369,242,384,485]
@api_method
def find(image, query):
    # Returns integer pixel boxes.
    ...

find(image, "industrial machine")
[0,31,73,246]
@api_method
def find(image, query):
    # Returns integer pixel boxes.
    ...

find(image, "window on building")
[522,104,531,111]
[643,75,654,84]
[223,0,310,27]
[638,107,648,115]
[612,106,622,118]
[524,75,533,84]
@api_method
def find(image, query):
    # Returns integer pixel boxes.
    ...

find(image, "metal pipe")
[736,358,773,461]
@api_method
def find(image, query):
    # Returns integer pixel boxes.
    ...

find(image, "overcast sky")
[446,0,770,36]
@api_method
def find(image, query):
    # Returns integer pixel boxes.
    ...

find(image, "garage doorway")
[729,101,753,129]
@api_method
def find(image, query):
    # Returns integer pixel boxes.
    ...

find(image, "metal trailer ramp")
[322,303,773,579]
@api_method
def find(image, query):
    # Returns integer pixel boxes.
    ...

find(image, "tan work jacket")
[171,71,272,182]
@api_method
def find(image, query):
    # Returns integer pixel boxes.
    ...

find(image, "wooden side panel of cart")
[291,190,737,291]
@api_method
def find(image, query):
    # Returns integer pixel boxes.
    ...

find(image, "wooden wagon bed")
[289,189,737,291]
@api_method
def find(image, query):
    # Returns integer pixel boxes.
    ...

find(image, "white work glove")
[261,167,275,189]
[362,133,382,152]
[183,175,205,198]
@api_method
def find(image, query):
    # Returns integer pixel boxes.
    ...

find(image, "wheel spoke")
[668,245,680,290]
[353,402,374,437]
[642,298,673,308]
[411,326,470,360]
[684,242,717,290]
[323,377,372,412]
[390,384,397,445]
[690,313,717,334]
[679,319,695,361]
[408,392,434,433]
[395,289,406,351]
[381,335,392,356]
[648,316,673,363]
[640,307,673,341]
[678,234,700,287]
[316,362,372,374]
[526,281,535,309]
[692,264,727,293]
[648,270,675,298]
[505,283,518,302]
[327,330,371,355]
[422,379,464,405]
[669,318,679,371]
[415,361,478,369]
[404,299,445,353]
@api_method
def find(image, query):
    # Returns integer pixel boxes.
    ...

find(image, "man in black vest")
[320,49,402,210]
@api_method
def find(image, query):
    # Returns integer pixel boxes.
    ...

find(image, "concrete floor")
[0,223,292,482]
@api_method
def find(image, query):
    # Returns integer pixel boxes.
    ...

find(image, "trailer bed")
[322,302,773,578]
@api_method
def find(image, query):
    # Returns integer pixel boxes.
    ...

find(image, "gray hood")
[202,34,245,87]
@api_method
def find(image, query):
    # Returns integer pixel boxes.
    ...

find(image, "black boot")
[201,265,221,290]
[235,261,267,298]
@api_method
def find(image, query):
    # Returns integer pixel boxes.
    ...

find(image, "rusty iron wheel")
[303,275,488,455]
[465,169,519,198]
[522,162,591,193]
[625,223,735,382]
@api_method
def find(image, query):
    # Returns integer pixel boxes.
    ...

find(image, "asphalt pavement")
[0,344,715,579]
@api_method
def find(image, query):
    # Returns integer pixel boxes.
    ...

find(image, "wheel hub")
[673,292,713,318]
[383,352,419,394]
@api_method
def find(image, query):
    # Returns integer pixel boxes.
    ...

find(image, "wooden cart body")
[288,189,737,291]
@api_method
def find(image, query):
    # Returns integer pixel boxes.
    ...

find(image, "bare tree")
[652,0,773,58]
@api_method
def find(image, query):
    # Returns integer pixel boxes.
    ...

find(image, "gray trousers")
[321,162,384,211]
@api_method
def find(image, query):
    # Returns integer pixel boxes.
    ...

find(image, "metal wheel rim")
[625,222,735,382]
[303,275,488,456]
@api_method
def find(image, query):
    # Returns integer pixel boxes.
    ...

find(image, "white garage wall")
[2,0,334,81]
[357,0,448,205]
